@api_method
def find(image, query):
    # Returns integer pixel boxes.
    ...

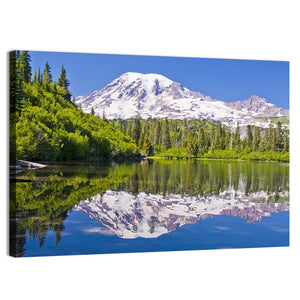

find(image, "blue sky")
[29,50,289,109]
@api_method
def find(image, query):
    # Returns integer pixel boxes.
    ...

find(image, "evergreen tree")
[198,127,205,156]
[9,51,18,114]
[38,68,42,84]
[214,123,225,150]
[275,121,283,150]
[246,125,253,148]
[102,108,108,122]
[142,132,153,155]
[33,70,38,83]
[224,130,231,150]
[214,124,221,150]
[126,122,132,137]
[187,134,199,158]
[138,127,144,149]
[271,131,277,151]
[267,124,274,151]
[12,50,32,111]
[56,65,71,101]
[162,118,171,150]
[252,126,260,151]
[181,119,188,148]
[233,122,241,152]
[259,129,268,152]
[132,118,141,146]
[283,133,289,152]
[43,61,52,84]
[210,128,215,152]
[57,65,69,88]
[154,121,161,152]
[16,51,32,83]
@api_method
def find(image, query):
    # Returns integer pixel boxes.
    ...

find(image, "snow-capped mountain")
[75,72,289,128]
[73,189,289,239]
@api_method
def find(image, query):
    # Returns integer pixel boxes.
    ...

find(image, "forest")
[10,51,289,163]
[9,51,139,162]
[109,116,289,162]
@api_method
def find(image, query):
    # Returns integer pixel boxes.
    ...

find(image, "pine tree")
[214,124,221,150]
[198,127,205,156]
[56,64,71,101]
[214,123,225,150]
[38,68,42,84]
[57,65,69,88]
[71,97,76,107]
[138,127,144,149]
[233,122,241,152]
[17,51,32,83]
[154,121,161,153]
[162,118,171,150]
[271,131,277,151]
[43,61,52,84]
[33,70,38,83]
[132,118,141,146]
[267,124,274,151]
[210,128,215,152]
[246,125,253,148]
[187,134,199,158]
[283,133,289,152]
[9,51,18,114]
[259,129,268,152]
[252,126,260,152]
[275,121,283,150]
[142,132,152,155]
[13,50,32,111]
[102,108,108,122]
[181,119,188,148]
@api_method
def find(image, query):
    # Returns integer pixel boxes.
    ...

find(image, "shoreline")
[10,160,47,174]
[147,156,289,163]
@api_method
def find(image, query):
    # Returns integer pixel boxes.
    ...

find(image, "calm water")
[10,159,289,257]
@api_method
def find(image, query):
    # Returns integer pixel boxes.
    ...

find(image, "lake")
[9,159,289,257]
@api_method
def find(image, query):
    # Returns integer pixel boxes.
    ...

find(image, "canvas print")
[9,51,289,257]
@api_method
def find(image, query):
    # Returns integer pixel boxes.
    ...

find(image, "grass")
[149,149,289,163]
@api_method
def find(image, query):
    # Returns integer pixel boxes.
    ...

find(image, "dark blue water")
[11,160,289,257]
[23,210,289,257]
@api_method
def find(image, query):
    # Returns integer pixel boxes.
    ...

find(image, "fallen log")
[10,160,47,172]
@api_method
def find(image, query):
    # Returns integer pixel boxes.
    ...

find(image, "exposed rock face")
[225,95,289,117]
[75,72,289,130]
[73,189,289,239]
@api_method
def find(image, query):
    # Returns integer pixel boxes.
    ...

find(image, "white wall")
[1,1,299,299]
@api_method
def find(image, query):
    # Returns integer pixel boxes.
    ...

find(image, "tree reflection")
[10,160,289,256]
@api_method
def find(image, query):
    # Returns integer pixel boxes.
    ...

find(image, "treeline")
[9,51,289,163]
[10,51,139,162]
[109,117,289,162]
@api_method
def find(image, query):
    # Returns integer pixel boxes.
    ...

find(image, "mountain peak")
[75,72,289,125]
[248,95,267,103]
[119,72,174,91]
[225,95,288,117]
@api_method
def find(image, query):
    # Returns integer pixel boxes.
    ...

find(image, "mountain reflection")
[74,188,289,239]
[10,160,289,256]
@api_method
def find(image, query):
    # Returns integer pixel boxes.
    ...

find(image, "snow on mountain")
[75,72,289,129]
[73,188,289,239]
[225,95,289,118]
